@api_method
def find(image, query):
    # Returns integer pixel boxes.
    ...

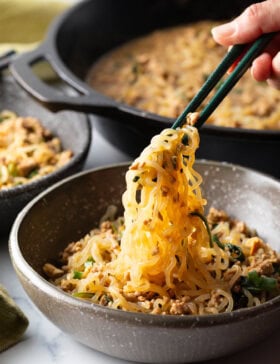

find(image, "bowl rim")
[0,113,91,198]
[9,160,280,327]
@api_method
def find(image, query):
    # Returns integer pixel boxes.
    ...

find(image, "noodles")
[44,125,280,315]
[0,110,72,190]
[114,127,207,291]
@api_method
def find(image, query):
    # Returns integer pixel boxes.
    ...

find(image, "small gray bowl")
[9,161,280,363]
[0,75,91,235]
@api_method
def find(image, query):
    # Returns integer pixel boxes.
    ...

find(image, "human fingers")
[250,34,280,81]
[267,51,280,89]
[212,0,280,46]
[251,53,272,81]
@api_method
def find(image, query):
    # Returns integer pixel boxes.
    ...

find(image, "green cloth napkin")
[0,284,29,352]
[0,0,71,54]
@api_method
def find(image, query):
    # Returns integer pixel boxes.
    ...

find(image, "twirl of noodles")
[44,125,280,315]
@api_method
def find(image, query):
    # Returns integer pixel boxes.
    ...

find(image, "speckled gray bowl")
[0,74,91,235]
[9,162,280,363]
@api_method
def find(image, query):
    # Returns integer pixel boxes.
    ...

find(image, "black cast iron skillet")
[10,0,280,178]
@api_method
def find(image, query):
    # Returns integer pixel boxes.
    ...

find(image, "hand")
[211,0,280,89]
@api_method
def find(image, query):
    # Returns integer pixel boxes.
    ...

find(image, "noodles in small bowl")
[0,75,91,235]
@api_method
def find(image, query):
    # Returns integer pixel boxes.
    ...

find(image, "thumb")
[212,0,280,46]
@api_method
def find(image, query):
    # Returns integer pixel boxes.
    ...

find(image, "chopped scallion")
[73,270,83,279]
[73,292,94,298]
[241,270,277,293]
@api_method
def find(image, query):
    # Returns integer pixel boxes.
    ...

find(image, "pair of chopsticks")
[172,32,276,130]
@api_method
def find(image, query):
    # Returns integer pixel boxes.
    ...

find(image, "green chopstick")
[172,32,276,130]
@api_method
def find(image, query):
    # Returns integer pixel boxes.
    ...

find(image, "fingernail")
[212,22,236,39]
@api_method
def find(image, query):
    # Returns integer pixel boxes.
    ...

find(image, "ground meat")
[100,294,113,306]
[20,117,50,145]
[124,290,157,303]
[208,291,224,309]
[57,150,73,166]
[60,279,77,292]
[207,207,229,226]
[59,241,83,263]
[169,296,191,315]
[100,221,113,232]
[43,263,64,279]
[17,158,38,177]
[250,258,277,276]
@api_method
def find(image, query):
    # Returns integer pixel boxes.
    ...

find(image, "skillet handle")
[10,45,118,114]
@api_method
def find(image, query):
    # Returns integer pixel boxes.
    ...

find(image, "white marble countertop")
[1,125,280,364]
